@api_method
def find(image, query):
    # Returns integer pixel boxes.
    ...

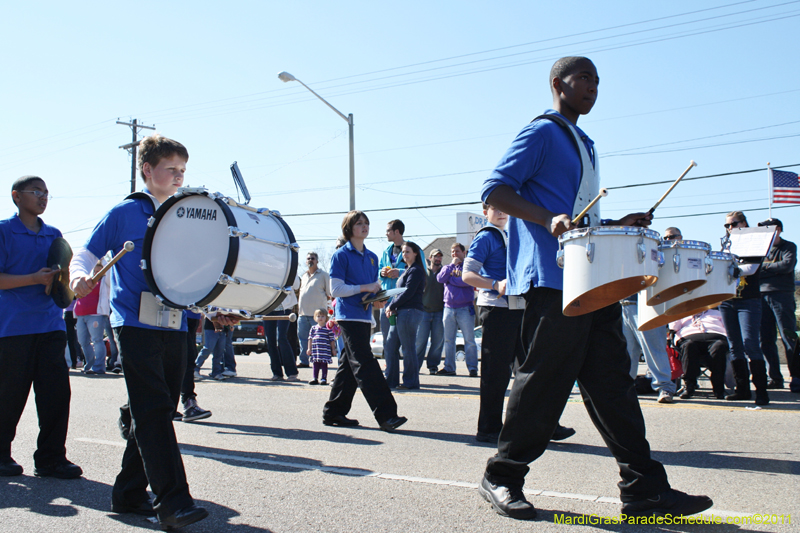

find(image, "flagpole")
[767,162,772,218]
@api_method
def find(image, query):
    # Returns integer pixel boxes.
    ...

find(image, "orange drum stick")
[91,241,134,282]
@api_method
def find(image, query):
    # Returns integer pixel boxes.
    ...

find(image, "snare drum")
[142,189,299,315]
[663,251,737,317]
[557,226,661,317]
[644,240,711,306]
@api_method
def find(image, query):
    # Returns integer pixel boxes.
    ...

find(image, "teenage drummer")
[476,56,712,520]
[322,210,407,432]
[0,176,82,479]
[70,135,213,529]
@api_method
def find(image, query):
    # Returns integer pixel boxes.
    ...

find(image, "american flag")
[771,168,800,204]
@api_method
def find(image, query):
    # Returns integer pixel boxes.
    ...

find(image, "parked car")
[231,320,267,356]
[371,330,432,359]
[455,325,482,361]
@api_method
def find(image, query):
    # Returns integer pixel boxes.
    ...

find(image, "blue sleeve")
[330,249,347,281]
[467,231,495,264]
[481,123,547,203]
[85,204,122,260]
[0,226,8,273]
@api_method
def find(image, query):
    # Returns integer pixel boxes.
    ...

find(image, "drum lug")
[673,253,681,273]
[585,243,594,263]
[657,251,665,267]
[257,207,282,218]
[229,226,298,251]
[147,216,156,228]
[556,249,565,269]
[637,235,645,264]
[140,259,147,271]
[705,256,714,275]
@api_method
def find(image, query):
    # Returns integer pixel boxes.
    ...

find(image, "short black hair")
[11,175,45,206]
[550,56,594,85]
[387,219,405,234]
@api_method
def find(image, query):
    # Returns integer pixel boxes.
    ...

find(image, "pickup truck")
[231,320,267,356]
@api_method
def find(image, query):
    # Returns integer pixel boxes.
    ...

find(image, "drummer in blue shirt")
[0,176,82,479]
[70,135,217,529]
[323,210,407,432]
[476,56,712,521]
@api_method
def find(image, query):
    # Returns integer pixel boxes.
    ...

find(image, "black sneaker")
[173,411,183,421]
[34,460,82,479]
[478,476,537,520]
[0,458,23,477]
[475,431,500,444]
[551,424,576,441]
[182,399,212,422]
[436,368,456,376]
[621,489,713,518]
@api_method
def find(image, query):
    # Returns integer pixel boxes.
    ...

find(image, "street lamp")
[278,71,355,211]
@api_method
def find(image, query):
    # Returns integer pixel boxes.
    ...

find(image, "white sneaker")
[658,390,675,404]
[222,369,237,377]
[193,369,203,381]
[286,375,301,382]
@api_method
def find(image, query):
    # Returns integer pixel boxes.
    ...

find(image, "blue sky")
[3,0,799,266]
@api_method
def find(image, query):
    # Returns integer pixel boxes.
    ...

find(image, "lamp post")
[278,71,355,211]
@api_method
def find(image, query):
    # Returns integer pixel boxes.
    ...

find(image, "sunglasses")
[664,234,682,241]
[19,190,52,200]
[724,220,743,229]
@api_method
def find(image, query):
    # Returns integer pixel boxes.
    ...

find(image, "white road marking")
[76,437,746,518]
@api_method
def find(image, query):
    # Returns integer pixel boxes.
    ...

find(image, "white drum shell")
[663,252,737,316]
[645,240,710,306]
[637,289,673,331]
[559,227,661,317]
[144,193,296,314]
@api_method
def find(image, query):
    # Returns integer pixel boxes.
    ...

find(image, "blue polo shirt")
[467,226,507,282]
[480,110,595,295]
[330,241,379,322]
[84,194,187,332]
[0,215,66,337]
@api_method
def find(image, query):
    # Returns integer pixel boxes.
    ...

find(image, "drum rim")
[142,191,240,310]
[559,225,660,242]
[709,251,734,260]
[250,214,299,316]
[658,240,711,251]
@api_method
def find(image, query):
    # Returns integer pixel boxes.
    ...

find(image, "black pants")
[677,333,728,392]
[477,306,524,435]
[112,326,193,518]
[0,331,69,466]
[485,288,669,502]
[64,311,83,366]
[323,321,398,424]
[265,309,298,377]
[181,318,200,404]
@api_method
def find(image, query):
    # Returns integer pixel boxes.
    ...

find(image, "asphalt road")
[2,355,798,532]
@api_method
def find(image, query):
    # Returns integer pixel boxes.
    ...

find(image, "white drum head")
[144,194,235,307]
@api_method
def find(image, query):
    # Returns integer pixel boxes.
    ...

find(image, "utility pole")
[117,119,156,193]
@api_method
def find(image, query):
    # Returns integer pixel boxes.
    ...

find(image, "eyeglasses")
[19,190,52,200]
[724,220,743,229]
[664,234,682,241]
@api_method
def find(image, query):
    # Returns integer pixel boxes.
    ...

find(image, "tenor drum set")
[557,160,740,329]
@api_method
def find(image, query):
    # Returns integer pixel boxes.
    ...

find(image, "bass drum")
[142,189,298,315]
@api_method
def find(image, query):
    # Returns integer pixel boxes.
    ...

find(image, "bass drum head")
[143,194,237,308]
[251,215,299,316]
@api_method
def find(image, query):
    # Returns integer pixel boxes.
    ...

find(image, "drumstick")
[570,188,608,226]
[91,241,134,282]
[647,160,697,215]
[261,313,297,322]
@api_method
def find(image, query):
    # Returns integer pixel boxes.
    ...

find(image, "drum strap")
[124,191,160,210]
[531,114,600,227]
